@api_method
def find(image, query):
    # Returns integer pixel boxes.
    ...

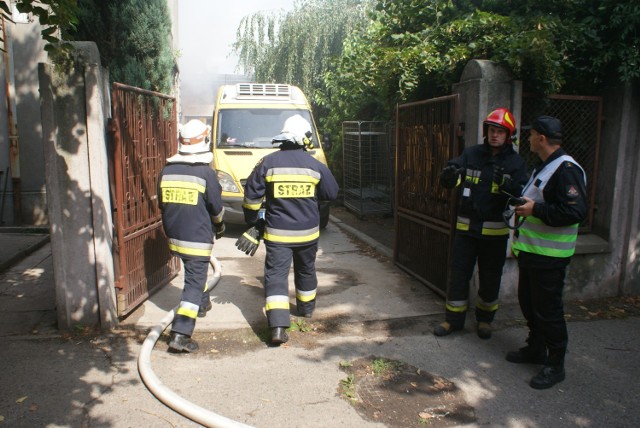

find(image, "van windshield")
[216,109,317,149]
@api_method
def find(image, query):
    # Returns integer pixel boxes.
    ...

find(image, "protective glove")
[493,165,519,195]
[440,165,461,189]
[493,165,505,186]
[235,225,262,256]
[213,221,225,240]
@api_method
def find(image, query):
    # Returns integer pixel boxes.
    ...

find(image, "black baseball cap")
[523,115,562,139]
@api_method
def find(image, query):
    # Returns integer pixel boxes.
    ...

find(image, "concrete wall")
[0,16,48,226]
[593,84,640,295]
[38,43,117,330]
[450,60,639,304]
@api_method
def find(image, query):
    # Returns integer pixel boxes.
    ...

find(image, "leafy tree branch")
[1,0,78,54]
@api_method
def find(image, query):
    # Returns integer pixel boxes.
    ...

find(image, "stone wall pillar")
[38,42,117,329]
[599,84,640,295]
[453,59,523,149]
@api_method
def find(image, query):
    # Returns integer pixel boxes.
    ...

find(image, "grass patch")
[289,318,313,332]
[370,358,403,377]
[339,374,357,403]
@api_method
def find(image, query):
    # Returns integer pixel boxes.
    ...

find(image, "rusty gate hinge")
[107,118,118,133]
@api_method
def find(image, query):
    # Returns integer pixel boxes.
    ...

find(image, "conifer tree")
[72,0,177,94]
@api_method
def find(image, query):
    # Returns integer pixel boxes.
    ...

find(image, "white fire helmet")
[272,114,313,147]
[178,119,211,154]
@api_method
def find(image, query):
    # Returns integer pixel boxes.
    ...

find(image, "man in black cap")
[507,115,588,389]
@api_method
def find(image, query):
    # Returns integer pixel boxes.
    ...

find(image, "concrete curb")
[329,215,393,259]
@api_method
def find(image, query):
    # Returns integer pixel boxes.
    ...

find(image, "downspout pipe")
[137,256,253,428]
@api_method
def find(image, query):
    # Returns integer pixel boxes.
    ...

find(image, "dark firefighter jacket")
[243,146,339,246]
[158,154,224,260]
[449,141,528,238]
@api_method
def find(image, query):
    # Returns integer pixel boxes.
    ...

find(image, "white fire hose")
[137,255,254,428]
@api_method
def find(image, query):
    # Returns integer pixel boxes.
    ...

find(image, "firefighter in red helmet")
[434,107,528,339]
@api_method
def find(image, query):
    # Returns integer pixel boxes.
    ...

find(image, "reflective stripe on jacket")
[450,142,528,238]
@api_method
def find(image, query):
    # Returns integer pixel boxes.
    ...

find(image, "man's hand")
[440,165,461,189]
[515,197,535,217]
[235,226,262,256]
[213,221,225,240]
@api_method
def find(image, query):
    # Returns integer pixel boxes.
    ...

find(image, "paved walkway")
[0,228,49,273]
[1,215,639,428]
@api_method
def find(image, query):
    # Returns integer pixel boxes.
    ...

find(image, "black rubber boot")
[506,346,547,364]
[271,327,289,345]
[530,366,565,389]
[198,301,212,318]
[529,348,566,389]
[433,321,463,337]
[506,333,546,363]
[168,332,199,353]
[476,322,492,339]
[297,303,315,318]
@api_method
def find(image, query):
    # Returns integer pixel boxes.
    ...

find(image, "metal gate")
[521,94,602,232]
[394,95,462,297]
[108,83,181,317]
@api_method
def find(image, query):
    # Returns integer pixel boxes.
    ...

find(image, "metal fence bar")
[342,121,393,217]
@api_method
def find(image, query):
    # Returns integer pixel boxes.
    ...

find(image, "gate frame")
[393,94,462,297]
[520,93,603,232]
[109,82,181,317]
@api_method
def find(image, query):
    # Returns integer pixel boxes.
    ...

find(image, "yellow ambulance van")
[211,83,331,228]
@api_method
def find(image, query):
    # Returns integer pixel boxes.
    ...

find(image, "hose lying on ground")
[137,256,253,428]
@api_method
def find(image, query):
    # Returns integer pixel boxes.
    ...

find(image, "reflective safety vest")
[513,155,586,258]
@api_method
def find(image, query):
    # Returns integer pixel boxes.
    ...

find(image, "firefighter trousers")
[171,257,210,337]
[263,242,318,328]
[517,263,568,357]
[445,234,508,327]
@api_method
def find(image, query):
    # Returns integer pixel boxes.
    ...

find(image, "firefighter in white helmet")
[158,119,225,353]
[236,114,339,345]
